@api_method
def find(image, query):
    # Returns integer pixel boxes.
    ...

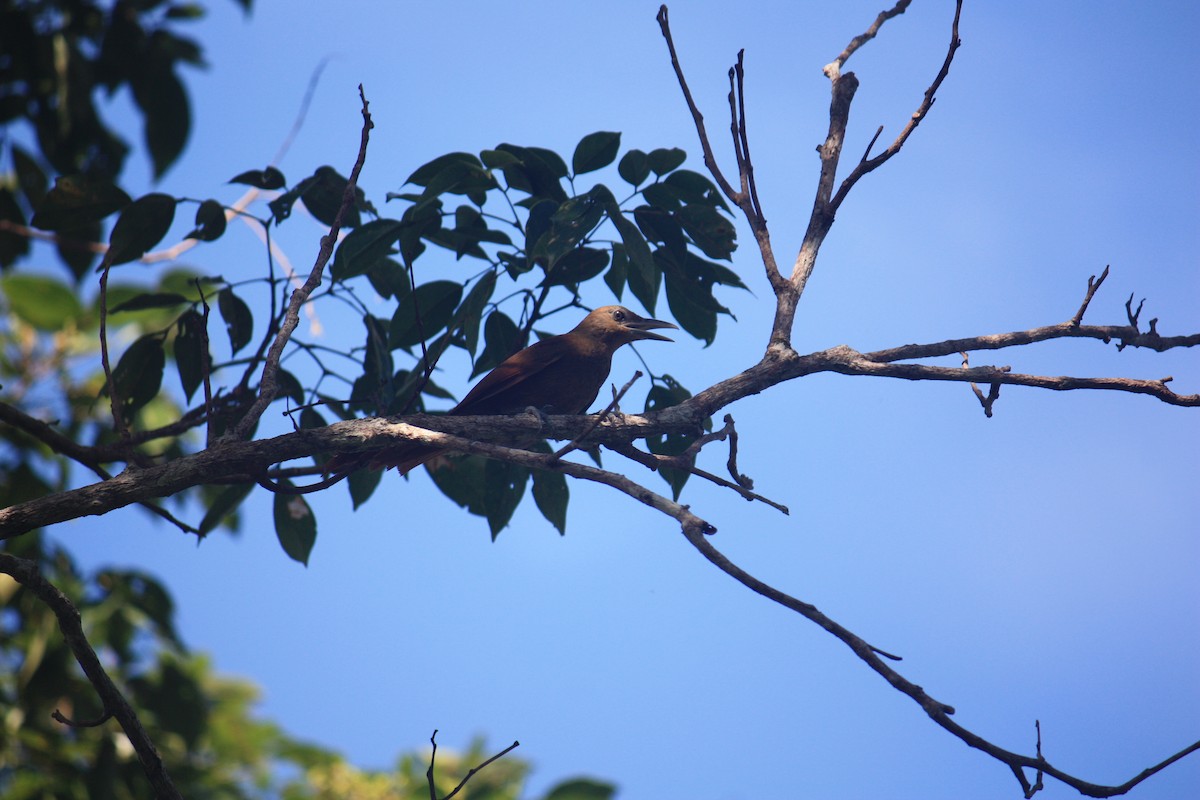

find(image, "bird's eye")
[612,309,625,322]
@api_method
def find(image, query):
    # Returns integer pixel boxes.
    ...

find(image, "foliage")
[2,123,744,556]
[0,531,614,799]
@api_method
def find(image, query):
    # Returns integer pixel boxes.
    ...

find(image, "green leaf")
[218,287,253,354]
[677,204,737,260]
[645,375,697,499]
[484,459,528,539]
[647,147,687,175]
[471,310,519,377]
[366,257,410,300]
[405,152,483,186]
[111,335,166,419]
[604,243,627,299]
[592,187,658,313]
[229,166,286,190]
[543,247,609,287]
[493,144,568,203]
[198,482,254,534]
[301,166,362,227]
[480,148,522,169]
[388,280,463,349]
[529,442,568,535]
[0,274,83,330]
[544,778,618,800]
[618,149,651,187]
[332,218,404,282]
[173,309,208,402]
[109,292,190,313]
[11,144,48,209]
[106,193,177,266]
[572,131,621,175]
[273,486,317,565]
[347,465,382,510]
[664,169,729,211]
[57,220,102,279]
[456,271,498,357]
[428,454,488,516]
[185,199,226,241]
[30,175,131,231]
[138,67,190,179]
[277,369,305,405]
[633,205,686,252]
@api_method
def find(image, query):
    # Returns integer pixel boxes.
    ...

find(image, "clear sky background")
[47,1,1198,798]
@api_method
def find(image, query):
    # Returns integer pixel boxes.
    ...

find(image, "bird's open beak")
[625,315,678,342]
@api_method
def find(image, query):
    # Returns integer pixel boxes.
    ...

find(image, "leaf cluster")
[1,128,745,559]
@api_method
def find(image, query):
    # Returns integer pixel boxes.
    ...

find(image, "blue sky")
[49,1,1199,798]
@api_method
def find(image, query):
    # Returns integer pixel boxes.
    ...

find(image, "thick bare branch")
[0,554,183,800]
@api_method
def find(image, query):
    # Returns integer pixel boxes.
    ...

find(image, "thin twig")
[441,739,521,800]
[228,85,374,440]
[1070,265,1110,327]
[551,371,643,460]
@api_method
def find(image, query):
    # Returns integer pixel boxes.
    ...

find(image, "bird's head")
[573,305,678,347]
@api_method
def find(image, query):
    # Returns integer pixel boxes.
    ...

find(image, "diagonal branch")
[227,85,374,441]
[675,527,1200,797]
[0,554,183,800]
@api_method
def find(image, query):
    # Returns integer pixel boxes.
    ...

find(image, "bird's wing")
[452,339,568,415]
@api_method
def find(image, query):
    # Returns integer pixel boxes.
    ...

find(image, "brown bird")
[375,305,676,473]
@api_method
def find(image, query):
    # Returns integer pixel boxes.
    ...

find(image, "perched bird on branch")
[371,305,676,474]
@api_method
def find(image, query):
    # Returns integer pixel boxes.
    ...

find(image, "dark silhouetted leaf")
[405,152,483,186]
[273,486,317,565]
[664,169,729,211]
[30,175,130,231]
[678,204,737,260]
[106,193,177,266]
[229,166,286,190]
[174,309,208,402]
[645,375,697,499]
[332,218,404,282]
[604,243,627,299]
[348,465,382,510]
[185,199,226,241]
[456,271,497,357]
[110,292,189,313]
[472,310,519,377]
[198,482,254,534]
[484,458,528,539]
[138,67,189,179]
[389,280,463,349]
[218,287,253,354]
[277,369,305,405]
[647,147,687,175]
[0,274,83,330]
[11,145,48,209]
[112,335,166,419]
[530,441,568,535]
[618,149,650,187]
[56,220,102,279]
[367,257,410,299]
[572,131,621,175]
[544,778,618,800]
[543,247,609,287]
[301,166,356,226]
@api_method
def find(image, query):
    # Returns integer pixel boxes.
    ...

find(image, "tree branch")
[0,554,183,800]
[227,85,374,440]
[675,526,1200,797]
